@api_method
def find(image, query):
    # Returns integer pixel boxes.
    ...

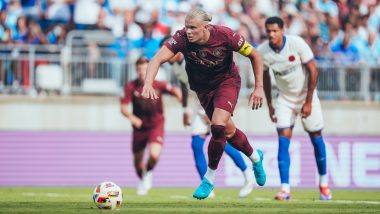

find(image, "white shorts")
[275,93,324,132]
[190,100,209,135]
[191,113,209,135]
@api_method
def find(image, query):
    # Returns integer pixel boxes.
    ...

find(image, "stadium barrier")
[0,36,380,101]
[0,131,379,188]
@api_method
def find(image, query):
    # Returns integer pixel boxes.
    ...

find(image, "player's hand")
[131,117,143,129]
[268,105,277,123]
[301,102,312,118]
[249,87,264,110]
[183,107,191,127]
[141,83,158,99]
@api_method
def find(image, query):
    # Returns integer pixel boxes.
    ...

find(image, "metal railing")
[0,42,379,102]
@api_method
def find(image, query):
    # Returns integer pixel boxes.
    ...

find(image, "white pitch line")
[253,197,380,205]
[22,192,36,197]
[169,196,380,204]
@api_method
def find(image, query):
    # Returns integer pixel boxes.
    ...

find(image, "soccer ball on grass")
[93,181,123,210]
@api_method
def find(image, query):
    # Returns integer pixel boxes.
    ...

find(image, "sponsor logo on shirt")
[289,55,295,62]
[227,101,233,109]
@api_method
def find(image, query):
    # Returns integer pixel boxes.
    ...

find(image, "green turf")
[0,188,379,213]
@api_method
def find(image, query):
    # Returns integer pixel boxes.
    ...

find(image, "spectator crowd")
[0,0,379,66]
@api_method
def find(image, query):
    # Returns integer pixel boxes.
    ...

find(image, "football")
[93,181,123,210]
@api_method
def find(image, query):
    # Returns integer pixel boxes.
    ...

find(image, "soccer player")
[161,37,255,198]
[142,8,266,200]
[120,56,182,196]
[258,16,332,201]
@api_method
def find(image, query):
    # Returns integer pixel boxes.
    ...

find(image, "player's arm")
[179,80,192,126]
[263,68,277,122]
[120,84,143,128]
[296,36,317,118]
[142,46,175,99]
[302,59,318,118]
[238,41,264,110]
[120,103,142,128]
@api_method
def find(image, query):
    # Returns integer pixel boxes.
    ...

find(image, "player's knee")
[210,125,226,140]
[308,130,322,138]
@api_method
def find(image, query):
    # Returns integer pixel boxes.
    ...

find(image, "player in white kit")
[257,16,332,201]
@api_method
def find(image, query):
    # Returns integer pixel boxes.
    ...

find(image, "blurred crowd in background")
[0,0,379,66]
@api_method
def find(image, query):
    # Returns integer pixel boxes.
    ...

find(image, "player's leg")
[144,142,162,191]
[224,143,254,198]
[190,112,210,179]
[191,134,208,179]
[274,128,293,201]
[302,96,331,200]
[132,130,149,195]
[193,108,230,199]
[274,98,296,201]
[142,124,164,194]
[224,118,266,187]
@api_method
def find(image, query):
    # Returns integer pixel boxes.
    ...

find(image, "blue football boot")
[253,150,266,186]
[193,178,214,200]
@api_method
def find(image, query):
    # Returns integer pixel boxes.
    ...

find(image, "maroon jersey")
[165,25,245,93]
[120,80,176,129]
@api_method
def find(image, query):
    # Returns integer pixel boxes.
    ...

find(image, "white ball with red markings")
[93,181,123,210]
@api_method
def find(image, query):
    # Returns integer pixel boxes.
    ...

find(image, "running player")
[120,56,182,196]
[142,8,266,200]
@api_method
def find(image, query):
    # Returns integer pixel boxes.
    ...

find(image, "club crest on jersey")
[133,91,140,97]
[289,55,295,62]
[198,50,207,58]
[213,49,224,57]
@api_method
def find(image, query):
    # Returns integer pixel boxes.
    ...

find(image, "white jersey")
[258,35,314,103]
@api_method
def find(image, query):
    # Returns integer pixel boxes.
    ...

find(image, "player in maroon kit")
[120,56,182,196]
[141,8,266,200]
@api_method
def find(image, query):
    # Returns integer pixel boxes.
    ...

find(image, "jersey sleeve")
[156,81,177,96]
[164,29,187,54]
[294,36,314,63]
[120,82,133,104]
[224,27,246,51]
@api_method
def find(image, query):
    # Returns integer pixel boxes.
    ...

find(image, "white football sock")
[319,174,328,187]
[281,183,290,193]
[204,167,216,184]
[249,149,260,163]
[243,168,254,183]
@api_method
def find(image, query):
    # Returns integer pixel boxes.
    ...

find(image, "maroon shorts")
[196,77,241,120]
[132,122,164,153]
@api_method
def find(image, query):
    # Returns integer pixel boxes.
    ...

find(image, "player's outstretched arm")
[142,46,175,99]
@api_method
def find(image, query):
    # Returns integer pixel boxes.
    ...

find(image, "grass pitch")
[0,188,379,213]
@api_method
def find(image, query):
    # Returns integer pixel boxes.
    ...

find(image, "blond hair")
[185,8,212,22]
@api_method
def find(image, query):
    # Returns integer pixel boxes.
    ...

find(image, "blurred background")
[0,0,379,190]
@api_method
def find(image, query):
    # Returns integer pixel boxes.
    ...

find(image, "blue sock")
[278,136,291,184]
[310,136,327,175]
[224,143,247,172]
[191,135,207,179]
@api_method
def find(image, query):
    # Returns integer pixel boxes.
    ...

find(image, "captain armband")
[238,41,254,57]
